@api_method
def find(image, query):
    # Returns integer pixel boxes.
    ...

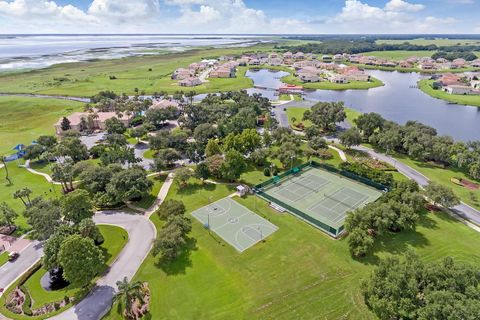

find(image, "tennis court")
[191,197,278,252]
[258,165,383,237]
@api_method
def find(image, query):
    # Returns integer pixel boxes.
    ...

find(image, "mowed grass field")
[376,38,480,46]
[418,79,480,107]
[0,162,62,233]
[362,50,434,60]
[286,107,361,128]
[103,176,480,320]
[0,45,276,97]
[0,96,85,155]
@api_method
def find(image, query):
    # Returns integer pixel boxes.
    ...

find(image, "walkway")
[23,160,61,185]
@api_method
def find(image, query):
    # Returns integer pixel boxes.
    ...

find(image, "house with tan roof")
[55,111,133,135]
[151,99,180,110]
[178,77,202,87]
[172,68,193,80]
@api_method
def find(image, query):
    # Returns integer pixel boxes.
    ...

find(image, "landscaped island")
[418,78,480,107]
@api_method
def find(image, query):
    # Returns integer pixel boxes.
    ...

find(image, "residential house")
[268,58,283,66]
[419,62,436,70]
[437,73,463,86]
[178,77,202,87]
[293,52,305,60]
[279,84,303,94]
[443,85,476,95]
[171,68,193,80]
[329,75,348,84]
[472,60,480,68]
[298,72,320,83]
[209,64,236,78]
[283,51,293,59]
[399,61,413,68]
[269,52,279,59]
[151,99,179,110]
[55,112,133,134]
[333,54,343,61]
[452,58,467,68]
[472,81,480,90]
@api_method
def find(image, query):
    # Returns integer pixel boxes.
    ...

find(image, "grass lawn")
[376,38,480,47]
[418,79,480,107]
[0,252,8,267]
[104,177,480,319]
[286,106,361,130]
[281,74,384,90]
[142,149,156,160]
[393,153,480,211]
[0,162,62,233]
[0,45,280,97]
[278,93,302,101]
[131,174,167,209]
[1,225,128,319]
[362,50,434,60]
[0,96,84,155]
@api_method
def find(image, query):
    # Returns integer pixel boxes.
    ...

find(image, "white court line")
[213,212,250,232]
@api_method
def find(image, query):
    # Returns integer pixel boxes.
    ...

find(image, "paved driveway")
[48,212,156,320]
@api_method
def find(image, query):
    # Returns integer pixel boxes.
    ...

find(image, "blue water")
[245,69,480,141]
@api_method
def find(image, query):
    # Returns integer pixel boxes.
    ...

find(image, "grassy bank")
[0,45,278,97]
[376,38,480,47]
[0,96,85,155]
[0,252,8,267]
[281,74,384,90]
[418,79,480,107]
[103,176,480,319]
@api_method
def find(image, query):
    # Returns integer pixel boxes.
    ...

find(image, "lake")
[0,34,269,71]
[245,69,480,141]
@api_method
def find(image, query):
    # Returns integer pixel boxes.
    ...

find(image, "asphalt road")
[0,241,43,296]
[49,212,156,320]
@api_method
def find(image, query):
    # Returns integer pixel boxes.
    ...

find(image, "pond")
[40,268,69,291]
[245,69,480,142]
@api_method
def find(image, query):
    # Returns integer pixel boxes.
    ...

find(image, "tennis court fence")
[254,161,388,192]
[252,161,387,237]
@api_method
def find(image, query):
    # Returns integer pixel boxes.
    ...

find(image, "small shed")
[236,185,248,196]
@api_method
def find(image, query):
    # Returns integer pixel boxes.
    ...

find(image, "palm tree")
[114,277,145,319]
[1,156,11,185]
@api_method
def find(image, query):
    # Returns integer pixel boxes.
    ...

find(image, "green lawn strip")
[418,79,480,107]
[131,174,167,209]
[361,50,434,60]
[105,177,480,319]
[281,74,383,90]
[0,45,280,97]
[0,163,62,233]
[0,252,8,267]
[0,96,85,155]
[393,153,480,210]
[0,225,128,319]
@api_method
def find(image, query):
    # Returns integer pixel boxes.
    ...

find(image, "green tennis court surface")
[260,166,383,236]
[191,197,278,252]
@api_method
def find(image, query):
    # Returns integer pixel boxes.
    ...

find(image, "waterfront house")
[283,51,293,59]
[293,52,305,60]
[443,85,476,95]
[329,75,348,84]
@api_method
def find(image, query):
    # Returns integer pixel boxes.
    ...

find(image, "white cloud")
[385,0,425,12]
[88,0,160,21]
[0,0,472,34]
[330,0,457,33]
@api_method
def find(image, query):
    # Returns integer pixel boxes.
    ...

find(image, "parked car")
[8,252,19,262]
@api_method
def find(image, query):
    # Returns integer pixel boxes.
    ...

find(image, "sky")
[0,0,479,34]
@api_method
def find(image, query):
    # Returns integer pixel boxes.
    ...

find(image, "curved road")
[49,212,156,320]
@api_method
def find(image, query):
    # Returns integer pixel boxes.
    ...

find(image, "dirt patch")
[460,178,480,190]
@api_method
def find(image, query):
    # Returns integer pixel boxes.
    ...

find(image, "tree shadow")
[176,182,216,196]
[154,237,197,275]
[354,213,436,266]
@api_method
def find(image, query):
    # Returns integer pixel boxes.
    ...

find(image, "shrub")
[19,286,32,316]
[263,167,271,176]
[130,116,144,127]
[340,161,393,187]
